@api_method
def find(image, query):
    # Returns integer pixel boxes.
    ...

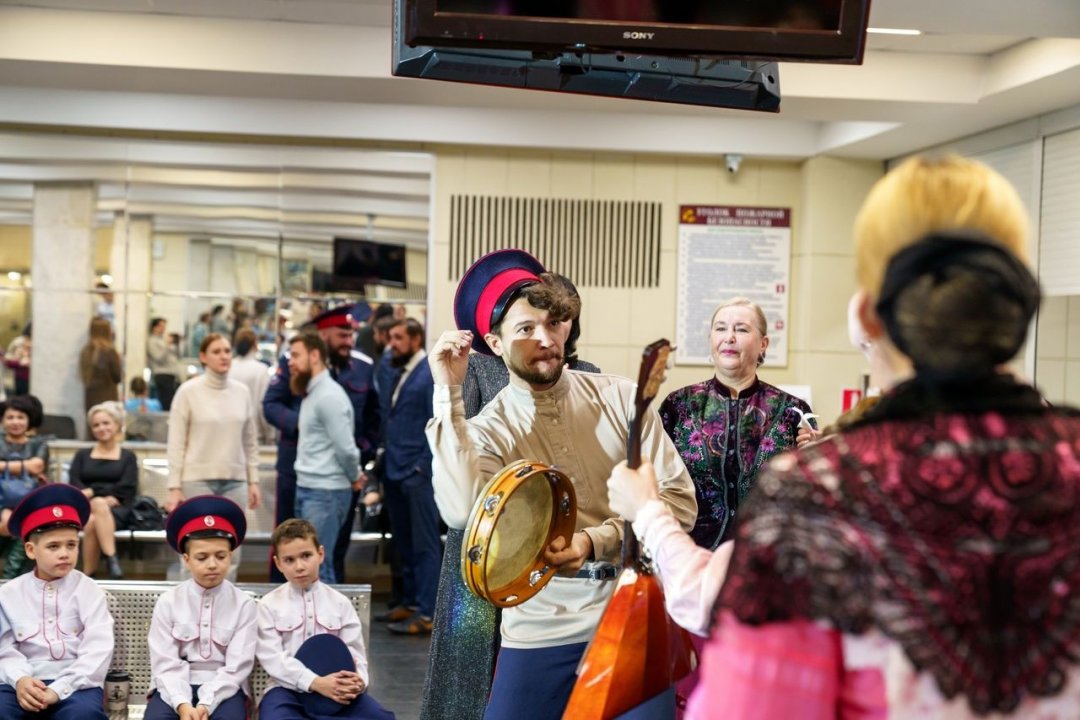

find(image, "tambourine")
[461,459,577,608]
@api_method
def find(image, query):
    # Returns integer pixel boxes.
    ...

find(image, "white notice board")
[676,205,792,367]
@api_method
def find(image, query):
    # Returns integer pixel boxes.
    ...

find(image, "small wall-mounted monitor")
[402,0,870,64]
[332,238,408,292]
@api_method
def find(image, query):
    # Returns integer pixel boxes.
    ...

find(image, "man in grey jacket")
[290,331,362,584]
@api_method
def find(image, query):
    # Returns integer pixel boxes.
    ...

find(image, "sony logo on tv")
[622,31,655,40]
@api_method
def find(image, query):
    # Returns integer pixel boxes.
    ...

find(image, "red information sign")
[841,388,863,413]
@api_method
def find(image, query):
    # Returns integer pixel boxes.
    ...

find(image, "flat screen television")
[331,238,408,292]
[402,0,870,64]
[392,2,782,112]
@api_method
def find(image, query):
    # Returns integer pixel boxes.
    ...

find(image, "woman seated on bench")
[70,401,138,579]
[0,394,48,580]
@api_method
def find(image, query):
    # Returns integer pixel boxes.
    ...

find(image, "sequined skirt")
[419,527,500,720]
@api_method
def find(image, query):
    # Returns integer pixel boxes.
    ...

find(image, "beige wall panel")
[627,251,677,348]
[632,157,677,205]
[716,162,762,206]
[1065,360,1080,406]
[592,154,635,200]
[550,152,594,197]
[462,151,511,195]
[1067,296,1080,359]
[674,157,721,204]
[1036,359,1066,404]
[797,254,859,354]
[1036,296,1068,359]
[574,344,628,378]
[94,225,113,272]
[580,286,632,347]
[784,351,873,422]
[0,226,32,267]
[799,156,884,257]
[506,150,552,196]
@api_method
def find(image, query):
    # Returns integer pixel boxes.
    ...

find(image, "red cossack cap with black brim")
[454,249,546,355]
[9,483,90,541]
[166,495,247,552]
[311,305,355,331]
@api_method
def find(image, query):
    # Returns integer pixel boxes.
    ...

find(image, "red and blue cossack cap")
[8,484,90,541]
[165,495,247,552]
[453,249,546,355]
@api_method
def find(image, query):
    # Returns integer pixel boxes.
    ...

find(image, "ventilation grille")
[449,196,662,287]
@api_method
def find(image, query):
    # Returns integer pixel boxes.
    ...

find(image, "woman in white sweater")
[165,333,261,578]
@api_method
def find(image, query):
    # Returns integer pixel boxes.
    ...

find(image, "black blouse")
[68,448,139,507]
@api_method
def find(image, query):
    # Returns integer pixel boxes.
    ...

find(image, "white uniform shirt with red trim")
[0,569,114,700]
[255,580,369,697]
[148,578,257,714]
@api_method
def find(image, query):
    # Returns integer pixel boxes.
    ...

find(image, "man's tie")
[388,368,405,408]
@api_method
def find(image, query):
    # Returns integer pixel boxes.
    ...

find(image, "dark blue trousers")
[0,685,106,720]
[332,489,361,583]
[259,686,396,720]
[483,643,676,720]
[144,688,246,720]
[382,472,441,617]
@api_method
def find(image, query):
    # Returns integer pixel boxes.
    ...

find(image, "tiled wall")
[1035,295,1080,405]
[430,147,884,424]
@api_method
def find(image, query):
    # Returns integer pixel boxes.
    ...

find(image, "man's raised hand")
[430,330,474,386]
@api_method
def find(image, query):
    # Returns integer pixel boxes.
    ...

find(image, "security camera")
[725,153,743,174]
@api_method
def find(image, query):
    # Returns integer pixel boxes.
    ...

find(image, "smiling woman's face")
[710,305,768,383]
[3,408,29,439]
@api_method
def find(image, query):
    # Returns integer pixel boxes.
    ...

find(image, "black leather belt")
[574,563,619,581]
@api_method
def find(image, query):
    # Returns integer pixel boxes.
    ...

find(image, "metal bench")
[98,580,372,719]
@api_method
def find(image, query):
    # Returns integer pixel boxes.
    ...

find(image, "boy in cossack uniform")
[256,518,394,720]
[146,496,257,720]
[0,484,113,719]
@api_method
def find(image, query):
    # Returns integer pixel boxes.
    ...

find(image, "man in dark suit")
[376,318,440,635]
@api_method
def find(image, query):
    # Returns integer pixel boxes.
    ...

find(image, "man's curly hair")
[490,272,582,338]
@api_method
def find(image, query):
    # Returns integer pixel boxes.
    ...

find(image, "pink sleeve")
[634,500,733,637]
[686,611,887,720]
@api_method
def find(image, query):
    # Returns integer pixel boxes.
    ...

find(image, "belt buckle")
[580,562,619,583]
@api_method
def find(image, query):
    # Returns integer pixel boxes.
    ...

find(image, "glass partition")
[0,132,431,437]
[0,194,32,397]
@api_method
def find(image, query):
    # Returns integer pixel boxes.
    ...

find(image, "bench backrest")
[97,581,372,702]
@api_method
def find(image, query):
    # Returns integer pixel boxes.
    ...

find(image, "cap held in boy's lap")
[165,495,247,552]
[296,634,357,716]
[8,483,90,540]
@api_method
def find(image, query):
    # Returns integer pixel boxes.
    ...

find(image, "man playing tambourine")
[426,249,697,720]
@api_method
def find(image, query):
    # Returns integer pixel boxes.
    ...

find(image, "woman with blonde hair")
[70,401,137,578]
[665,154,1080,718]
[659,295,813,551]
[79,315,123,414]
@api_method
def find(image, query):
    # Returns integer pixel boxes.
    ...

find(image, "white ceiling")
[0,0,1078,239]
[0,0,1078,158]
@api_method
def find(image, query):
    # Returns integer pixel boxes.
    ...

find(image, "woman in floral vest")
[660,297,814,550]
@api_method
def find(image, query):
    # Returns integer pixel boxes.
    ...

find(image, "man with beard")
[264,304,379,583]
[426,249,696,720]
[289,331,363,584]
[374,317,439,635]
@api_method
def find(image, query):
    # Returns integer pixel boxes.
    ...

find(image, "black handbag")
[128,495,166,531]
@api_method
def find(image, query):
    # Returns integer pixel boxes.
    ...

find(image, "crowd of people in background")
[0,154,1077,719]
